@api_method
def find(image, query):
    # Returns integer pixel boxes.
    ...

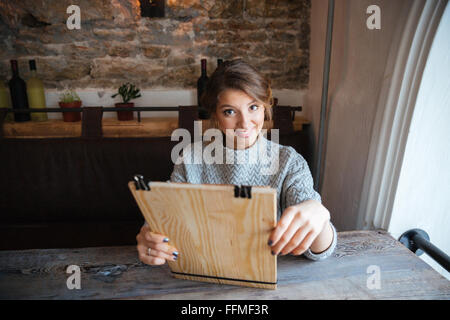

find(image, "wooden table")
[0,230,448,300]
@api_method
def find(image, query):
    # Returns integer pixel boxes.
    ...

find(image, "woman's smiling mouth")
[234,127,255,138]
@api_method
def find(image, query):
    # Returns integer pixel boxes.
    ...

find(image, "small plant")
[58,90,82,122]
[111,82,141,104]
[59,90,81,103]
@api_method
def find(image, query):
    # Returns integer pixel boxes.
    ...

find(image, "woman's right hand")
[136,224,179,265]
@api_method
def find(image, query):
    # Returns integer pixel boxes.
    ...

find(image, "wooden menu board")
[128,181,277,289]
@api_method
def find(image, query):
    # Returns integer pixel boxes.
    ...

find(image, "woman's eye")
[249,104,259,111]
[223,109,235,116]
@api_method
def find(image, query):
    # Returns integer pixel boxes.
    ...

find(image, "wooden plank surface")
[0,230,448,299]
[2,116,309,138]
[129,182,277,289]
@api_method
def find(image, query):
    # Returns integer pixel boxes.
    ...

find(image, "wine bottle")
[0,80,13,122]
[197,59,209,119]
[8,60,30,122]
[27,60,48,121]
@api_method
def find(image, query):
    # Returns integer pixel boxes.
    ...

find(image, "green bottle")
[26,60,48,121]
[0,80,13,122]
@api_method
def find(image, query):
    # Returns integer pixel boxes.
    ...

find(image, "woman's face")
[215,89,265,150]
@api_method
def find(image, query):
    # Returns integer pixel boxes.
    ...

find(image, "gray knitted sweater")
[169,134,337,261]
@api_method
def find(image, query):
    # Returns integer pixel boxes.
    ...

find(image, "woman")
[136,59,337,265]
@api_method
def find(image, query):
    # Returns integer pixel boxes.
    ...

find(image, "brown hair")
[201,59,273,128]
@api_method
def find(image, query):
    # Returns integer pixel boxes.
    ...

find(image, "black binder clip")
[133,175,140,190]
[134,174,150,191]
[234,185,252,199]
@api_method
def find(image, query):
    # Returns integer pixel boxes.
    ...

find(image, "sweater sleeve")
[303,222,337,261]
[282,148,337,261]
[282,148,321,207]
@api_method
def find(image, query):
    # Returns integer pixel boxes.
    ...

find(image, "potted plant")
[59,90,82,122]
[111,82,141,121]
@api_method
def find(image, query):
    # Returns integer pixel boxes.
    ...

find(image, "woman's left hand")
[268,199,330,256]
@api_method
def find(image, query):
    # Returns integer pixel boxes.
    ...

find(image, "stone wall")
[0,0,310,90]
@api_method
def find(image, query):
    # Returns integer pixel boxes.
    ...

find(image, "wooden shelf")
[2,116,309,138]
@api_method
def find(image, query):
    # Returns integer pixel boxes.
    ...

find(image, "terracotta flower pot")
[59,101,82,122]
[116,102,134,121]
